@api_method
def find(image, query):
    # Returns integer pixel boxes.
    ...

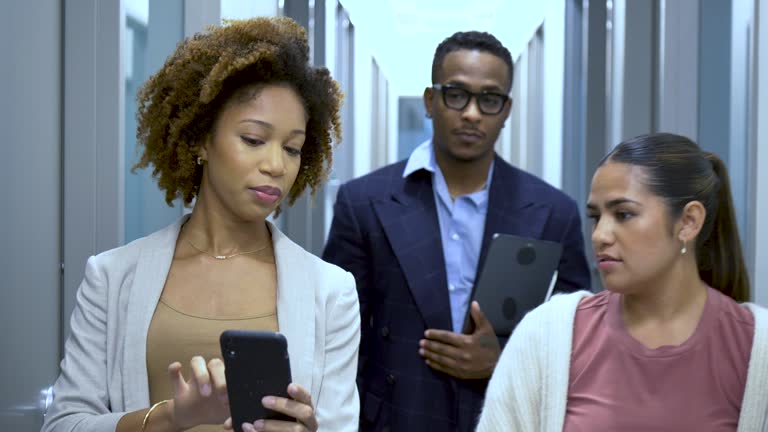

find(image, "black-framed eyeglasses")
[432,84,510,115]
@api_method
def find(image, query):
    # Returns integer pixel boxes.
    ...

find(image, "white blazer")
[42,216,361,432]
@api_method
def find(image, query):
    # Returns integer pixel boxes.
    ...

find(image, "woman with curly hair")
[42,17,358,432]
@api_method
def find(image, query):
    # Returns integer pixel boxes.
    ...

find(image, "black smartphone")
[220,330,294,430]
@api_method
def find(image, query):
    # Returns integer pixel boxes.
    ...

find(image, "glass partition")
[123,0,185,243]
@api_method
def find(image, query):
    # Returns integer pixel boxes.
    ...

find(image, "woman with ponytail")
[476,133,768,432]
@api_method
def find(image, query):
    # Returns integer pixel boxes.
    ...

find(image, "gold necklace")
[185,238,269,260]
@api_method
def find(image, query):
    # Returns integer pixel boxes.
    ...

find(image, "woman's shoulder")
[576,289,611,310]
[88,217,184,272]
[269,222,355,293]
[298,246,353,285]
[742,299,768,317]
[514,290,593,336]
[708,288,757,330]
[539,290,595,316]
[742,301,768,332]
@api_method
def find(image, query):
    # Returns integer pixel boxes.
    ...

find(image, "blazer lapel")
[271,222,315,399]
[122,216,187,409]
[372,170,453,331]
[478,158,551,272]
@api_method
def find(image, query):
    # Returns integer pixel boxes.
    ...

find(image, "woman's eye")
[616,211,633,221]
[241,136,264,146]
[284,146,302,156]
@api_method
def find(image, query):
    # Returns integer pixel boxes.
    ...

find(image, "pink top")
[563,287,754,432]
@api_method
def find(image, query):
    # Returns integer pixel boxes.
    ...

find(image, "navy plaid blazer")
[322,155,591,432]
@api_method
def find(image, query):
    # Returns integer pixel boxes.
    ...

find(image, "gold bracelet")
[140,399,170,432]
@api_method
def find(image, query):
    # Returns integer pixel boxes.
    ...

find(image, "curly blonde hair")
[133,17,343,207]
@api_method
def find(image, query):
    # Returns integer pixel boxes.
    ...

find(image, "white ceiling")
[339,0,550,95]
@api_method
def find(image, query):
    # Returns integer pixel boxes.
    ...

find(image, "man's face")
[424,49,512,164]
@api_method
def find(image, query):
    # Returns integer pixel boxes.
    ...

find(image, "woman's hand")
[167,356,231,430]
[223,383,317,432]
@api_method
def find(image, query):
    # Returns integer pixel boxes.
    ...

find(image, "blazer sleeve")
[321,184,372,374]
[554,199,592,294]
[42,256,125,432]
[315,270,361,432]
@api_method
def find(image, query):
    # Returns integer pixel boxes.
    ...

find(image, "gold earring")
[197,156,203,165]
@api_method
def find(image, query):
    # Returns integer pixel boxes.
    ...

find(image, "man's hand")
[419,301,501,379]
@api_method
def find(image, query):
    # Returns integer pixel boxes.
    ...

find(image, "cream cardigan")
[476,291,768,432]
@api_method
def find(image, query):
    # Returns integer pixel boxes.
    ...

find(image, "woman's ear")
[196,134,212,161]
[677,201,706,245]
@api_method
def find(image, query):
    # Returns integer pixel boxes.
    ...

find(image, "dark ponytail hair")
[600,133,750,302]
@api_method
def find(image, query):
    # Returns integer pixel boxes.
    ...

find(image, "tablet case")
[462,233,563,336]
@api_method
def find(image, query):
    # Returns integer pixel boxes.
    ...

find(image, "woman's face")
[587,162,683,293]
[199,83,307,222]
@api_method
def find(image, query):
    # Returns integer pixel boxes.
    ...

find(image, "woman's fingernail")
[201,383,211,396]
[242,422,255,432]
[253,420,265,430]
[262,396,275,407]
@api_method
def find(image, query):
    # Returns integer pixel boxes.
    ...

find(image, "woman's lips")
[596,256,622,272]
[249,186,282,204]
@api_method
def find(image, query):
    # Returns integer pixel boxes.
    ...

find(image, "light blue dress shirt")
[403,140,494,333]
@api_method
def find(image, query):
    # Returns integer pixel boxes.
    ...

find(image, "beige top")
[146,297,278,432]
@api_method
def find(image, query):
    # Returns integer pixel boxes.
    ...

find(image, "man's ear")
[423,86,434,119]
[677,200,706,245]
[501,97,513,121]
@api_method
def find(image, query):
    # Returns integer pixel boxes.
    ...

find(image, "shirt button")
[386,374,396,385]
[451,233,460,241]
[380,326,390,337]
[448,284,456,292]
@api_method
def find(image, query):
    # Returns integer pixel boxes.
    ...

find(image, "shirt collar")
[402,139,496,193]
[402,139,436,178]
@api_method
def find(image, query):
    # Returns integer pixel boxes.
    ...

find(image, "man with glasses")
[323,31,590,431]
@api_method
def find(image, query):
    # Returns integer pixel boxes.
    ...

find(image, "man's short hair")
[431,31,514,91]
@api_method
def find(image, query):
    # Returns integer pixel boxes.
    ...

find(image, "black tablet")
[462,234,562,336]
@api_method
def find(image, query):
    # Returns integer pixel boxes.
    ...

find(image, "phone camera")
[227,349,237,358]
